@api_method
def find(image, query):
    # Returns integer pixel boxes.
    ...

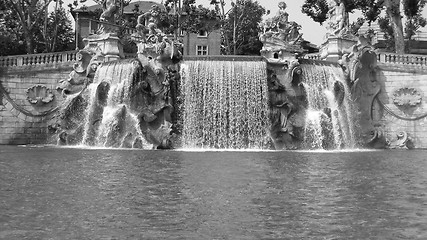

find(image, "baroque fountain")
[52,1,414,150]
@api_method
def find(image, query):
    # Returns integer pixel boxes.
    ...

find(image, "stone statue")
[259,1,303,54]
[133,5,168,49]
[276,2,289,30]
[100,0,118,23]
[327,0,349,37]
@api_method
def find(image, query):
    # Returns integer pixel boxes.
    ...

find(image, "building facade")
[71,1,221,56]
[182,30,221,56]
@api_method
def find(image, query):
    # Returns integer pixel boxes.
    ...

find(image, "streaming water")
[180,60,270,149]
[301,63,357,149]
[81,60,143,148]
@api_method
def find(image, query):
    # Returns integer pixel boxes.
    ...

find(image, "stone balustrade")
[303,52,427,67]
[303,53,321,60]
[2,51,427,68]
[0,51,141,68]
[377,52,427,66]
[0,51,78,67]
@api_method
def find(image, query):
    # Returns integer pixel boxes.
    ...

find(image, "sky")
[59,0,427,46]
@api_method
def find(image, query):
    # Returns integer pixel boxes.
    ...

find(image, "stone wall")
[0,63,72,144]
[375,64,427,148]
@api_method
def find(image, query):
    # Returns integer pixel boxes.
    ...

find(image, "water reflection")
[1,147,427,239]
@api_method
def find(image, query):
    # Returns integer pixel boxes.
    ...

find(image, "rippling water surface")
[1,146,427,239]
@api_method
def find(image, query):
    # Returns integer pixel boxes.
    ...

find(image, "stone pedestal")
[83,32,124,62]
[320,37,357,62]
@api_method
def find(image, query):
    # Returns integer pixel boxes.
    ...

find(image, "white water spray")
[180,60,270,149]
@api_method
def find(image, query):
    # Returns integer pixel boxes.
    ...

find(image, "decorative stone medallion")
[392,87,422,108]
[26,85,54,105]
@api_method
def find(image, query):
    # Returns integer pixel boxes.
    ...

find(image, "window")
[198,30,208,37]
[196,45,208,55]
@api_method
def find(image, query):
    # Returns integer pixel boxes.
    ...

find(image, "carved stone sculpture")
[26,85,54,105]
[57,50,95,96]
[129,6,183,148]
[100,0,118,23]
[326,0,350,38]
[364,126,388,149]
[53,3,186,149]
[259,2,304,61]
[392,87,422,108]
[388,131,414,149]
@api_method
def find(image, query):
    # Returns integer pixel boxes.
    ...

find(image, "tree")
[403,0,426,49]
[42,7,75,52]
[222,0,266,55]
[164,0,221,35]
[0,2,26,55]
[0,0,75,55]
[383,0,405,54]
[34,5,75,52]
[301,0,333,24]
[301,0,406,54]
[210,0,232,54]
[2,0,53,54]
[378,16,396,51]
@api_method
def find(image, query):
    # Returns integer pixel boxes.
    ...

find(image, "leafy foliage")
[302,0,383,25]
[301,0,425,53]
[0,0,74,55]
[164,0,221,35]
[378,16,396,51]
[1,0,53,54]
[222,0,266,55]
[301,0,329,24]
[0,2,26,55]
[403,0,427,41]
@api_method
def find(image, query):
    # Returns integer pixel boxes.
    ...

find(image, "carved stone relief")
[26,85,54,105]
[387,131,414,149]
[392,87,422,108]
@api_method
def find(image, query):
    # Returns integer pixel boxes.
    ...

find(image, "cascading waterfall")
[180,60,270,149]
[300,62,357,149]
[81,59,146,148]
